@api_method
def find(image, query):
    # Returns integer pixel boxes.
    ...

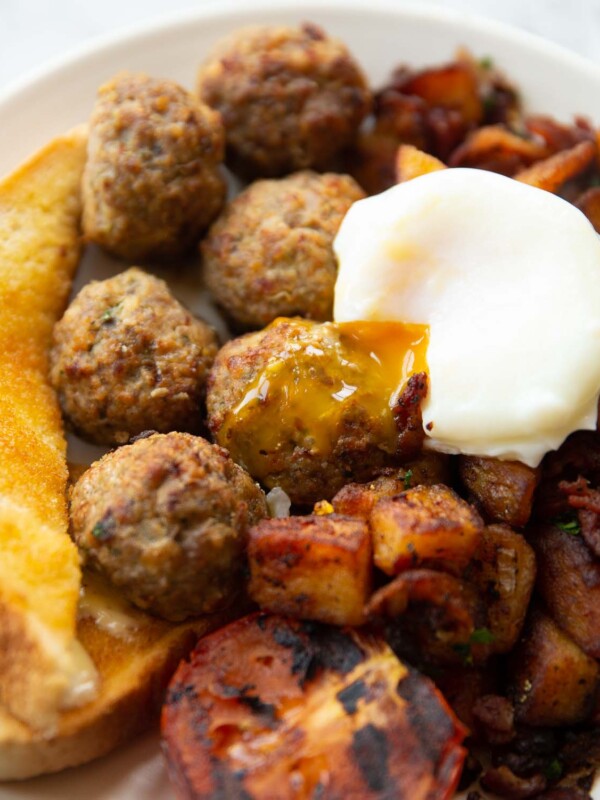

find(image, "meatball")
[197,23,372,179]
[202,171,364,329]
[83,72,226,262]
[50,268,218,445]
[70,432,268,621]
[207,319,409,505]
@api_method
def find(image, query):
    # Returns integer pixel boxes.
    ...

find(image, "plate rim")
[2,0,600,115]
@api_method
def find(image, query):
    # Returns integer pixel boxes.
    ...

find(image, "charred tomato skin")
[161,612,467,800]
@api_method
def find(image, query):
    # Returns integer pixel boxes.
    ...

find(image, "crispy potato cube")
[333,475,408,520]
[458,455,539,528]
[399,62,483,124]
[332,453,451,520]
[395,144,446,183]
[370,484,483,575]
[467,524,536,655]
[509,610,599,727]
[248,515,371,626]
[515,140,596,193]
[345,131,399,195]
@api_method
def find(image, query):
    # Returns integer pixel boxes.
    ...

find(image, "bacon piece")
[560,477,600,557]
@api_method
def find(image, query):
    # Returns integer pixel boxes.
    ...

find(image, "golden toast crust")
[0,127,87,729]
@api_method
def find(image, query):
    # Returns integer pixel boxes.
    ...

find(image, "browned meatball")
[202,171,364,329]
[207,319,408,505]
[83,72,226,262]
[70,432,268,621]
[197,23,372,179]
[50,268,218,445]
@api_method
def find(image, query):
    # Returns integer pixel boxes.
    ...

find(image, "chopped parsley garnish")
[482,94,497,114]
[469,627,495,645]
[479,55,494,70]
[403,469,413,490]
[453,628,495,665]
[99,302,122,324]
[554,517,581,535]
[91,515,116,542]
[544,758,563,782]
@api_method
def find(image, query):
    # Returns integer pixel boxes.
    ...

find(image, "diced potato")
[395,144,446,183]
[471,694,515,745]
[458,456,540,528]
[515,140,596,193]
[370,484,483,575]
[332,453,451,520]
[467,524,536,655]
[509,610,599,727]
[531,522,600,658]
[404,451,453,487]
[398,62,483,124]
[345,131,399,195]
[248,514,371,626]
[375,90,428,149]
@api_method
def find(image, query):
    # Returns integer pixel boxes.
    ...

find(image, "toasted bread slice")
[0,575,235,781]
[0,126,91,731]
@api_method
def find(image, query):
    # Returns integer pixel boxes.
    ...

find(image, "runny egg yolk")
[219,319,428,481]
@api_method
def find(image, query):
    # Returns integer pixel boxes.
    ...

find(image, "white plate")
[2,1,600,797]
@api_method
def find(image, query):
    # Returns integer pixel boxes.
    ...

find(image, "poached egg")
[334,168,600,466]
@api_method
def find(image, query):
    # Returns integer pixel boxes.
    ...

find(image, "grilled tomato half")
[161,612,467,799]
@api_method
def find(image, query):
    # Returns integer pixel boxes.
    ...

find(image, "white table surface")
[2,0,600,93]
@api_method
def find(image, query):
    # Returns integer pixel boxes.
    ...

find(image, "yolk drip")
[219,319,429,481]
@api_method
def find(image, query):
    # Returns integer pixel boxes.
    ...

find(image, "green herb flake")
[483,94,497,114]
[470,627,495,645]
[91,520,113,541]
[554,517,581,535]
[99,303,122,324]
[403,469,413,490]
[453,628,495,665]
[479,55,494,70]
[544,758,563,782]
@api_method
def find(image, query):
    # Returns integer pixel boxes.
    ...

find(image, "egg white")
[334,168,600,465]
